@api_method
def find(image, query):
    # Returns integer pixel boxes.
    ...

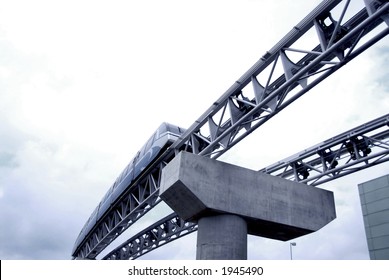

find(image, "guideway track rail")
[72,0,389,259]
[104,113,389,260]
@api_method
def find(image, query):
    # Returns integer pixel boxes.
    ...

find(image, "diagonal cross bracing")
[104,113,389,260]
[72,0,389,259]
[171,0,389,160]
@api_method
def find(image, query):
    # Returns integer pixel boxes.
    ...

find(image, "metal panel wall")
[358,175,389,260]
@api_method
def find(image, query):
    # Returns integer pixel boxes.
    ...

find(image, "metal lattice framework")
[72,0,389,259]
[75,156,171,259]
[103,113,389,260]
[261,114,389,185]
[171,0,389,159]
[102,213,197,260]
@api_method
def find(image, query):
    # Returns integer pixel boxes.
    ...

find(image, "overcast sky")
[1,0,388,260]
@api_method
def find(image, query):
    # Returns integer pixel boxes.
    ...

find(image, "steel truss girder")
[74,155,172,259]
[102,213,197,260]
[105,113,389,260]
[73,0,389,260]
[171,0,389,159]
[259,114,389,185]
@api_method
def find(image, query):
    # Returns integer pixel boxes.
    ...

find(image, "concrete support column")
[196,214,248,260]
[160,151,336,260]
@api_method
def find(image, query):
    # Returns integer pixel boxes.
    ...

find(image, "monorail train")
[72,122,186,257]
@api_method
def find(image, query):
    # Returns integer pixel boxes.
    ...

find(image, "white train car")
[72,122,185,257]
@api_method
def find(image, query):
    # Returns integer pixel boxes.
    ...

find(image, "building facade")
[358,174,389,259]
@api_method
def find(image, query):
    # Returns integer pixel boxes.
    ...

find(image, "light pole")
[290,242,296,260]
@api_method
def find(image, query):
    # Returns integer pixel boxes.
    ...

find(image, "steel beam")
[73,0,389,259]
[171,1,389,159]
[102,113,389,260]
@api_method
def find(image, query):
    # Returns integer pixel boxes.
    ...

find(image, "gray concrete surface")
[160,151,336,259]
[160,151,336,241]
[196,214,247,260]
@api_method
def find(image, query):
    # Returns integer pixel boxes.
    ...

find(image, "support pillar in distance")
[160,152,336,260]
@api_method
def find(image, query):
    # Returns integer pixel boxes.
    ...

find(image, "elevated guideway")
[72,0,389,259]
[170,0,389,159]
[103,113,389,260]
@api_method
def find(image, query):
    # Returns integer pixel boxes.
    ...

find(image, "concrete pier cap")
[160,151,336,241]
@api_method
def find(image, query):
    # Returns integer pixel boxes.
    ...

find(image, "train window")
[89,204,99,220]
[156,122,167,140]
[141,145,147,158]
[145,133,155,151]
[121,164,131,181]
[118,162,131,184]
[171,125,179,135]
[117,172,124,184]
[132,151,140,166]
[155,124,161,139]
[101,186,113,202]
[112,179,119,190]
